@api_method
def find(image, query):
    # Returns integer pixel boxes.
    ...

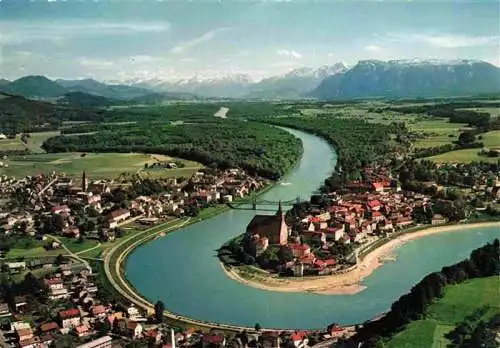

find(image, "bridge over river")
[227,195,302,211]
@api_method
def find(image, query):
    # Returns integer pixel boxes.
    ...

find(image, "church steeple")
[276,200,283,217]
[82,170,88,192]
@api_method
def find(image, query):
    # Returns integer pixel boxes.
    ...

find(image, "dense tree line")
[43,120,303,179]
[413,144,457,159]
[256,116,403,191]
[346,239,500,347]
[399,160,500,188]
[387,103,496,130]
[0,93,105,134]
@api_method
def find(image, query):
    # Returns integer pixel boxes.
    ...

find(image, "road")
[75,242,101,256]
[102,217,328,333]
[47,235,92,273]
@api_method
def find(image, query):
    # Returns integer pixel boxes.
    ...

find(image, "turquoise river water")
[126,128,499,330]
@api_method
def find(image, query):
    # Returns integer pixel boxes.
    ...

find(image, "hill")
[0,92,103,134]
[312,60,500,100]
[56,78,154,100]
[387,276,500,348]
[1,75,68,98]
[130,91,199,104]
[58,91,120,108]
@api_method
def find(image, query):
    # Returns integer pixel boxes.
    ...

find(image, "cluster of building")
[245,176,446,277]
[0,265,147,347]
[0,168,266,244]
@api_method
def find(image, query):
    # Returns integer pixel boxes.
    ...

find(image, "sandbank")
[222,221,500,295]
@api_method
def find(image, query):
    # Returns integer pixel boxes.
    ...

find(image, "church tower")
[82,171,88,192]
[276,200,288,245]
[276,200,284,217]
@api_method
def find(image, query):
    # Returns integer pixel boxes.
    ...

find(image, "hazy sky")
[0,0,498,82]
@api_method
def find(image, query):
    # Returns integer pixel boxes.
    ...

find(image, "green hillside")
[387,276,500,348]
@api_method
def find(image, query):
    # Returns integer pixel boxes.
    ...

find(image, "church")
[246,202,289,245]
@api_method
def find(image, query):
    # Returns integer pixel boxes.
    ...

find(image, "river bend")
[126,128,499,329]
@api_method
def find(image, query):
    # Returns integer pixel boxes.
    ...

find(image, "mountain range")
[312,59,500,100]
[1,59,499,102]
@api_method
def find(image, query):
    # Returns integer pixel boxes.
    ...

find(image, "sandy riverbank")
[223,221,500,295]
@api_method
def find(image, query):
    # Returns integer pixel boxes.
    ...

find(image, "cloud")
[169,27,229,54]
[276,49,302,58]
[128,55,156,64]
[365,44,382,52]
[0,20,170,45]
[387,33,499,48]
[77,58,114,69]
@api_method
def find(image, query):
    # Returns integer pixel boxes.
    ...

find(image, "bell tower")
[82,171,88,192]
[276,200,284,217]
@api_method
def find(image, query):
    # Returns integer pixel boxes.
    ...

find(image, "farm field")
[481,130,500,148]
[426,148,498,164]
[297,105,467,149]
[0,137,25,151]
[409,118,468,148]
[458,107,500,118]
[387,276,500,348]
[0,152,202,179]
[0,131,60,153]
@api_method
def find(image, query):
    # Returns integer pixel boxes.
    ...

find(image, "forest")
[386,102,498,130]
[346,239,500,348]
[42,120,303,179]
[255,116,404,191]
[0,92,105,135]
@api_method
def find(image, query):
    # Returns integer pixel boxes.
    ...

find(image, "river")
[126,128,499,329]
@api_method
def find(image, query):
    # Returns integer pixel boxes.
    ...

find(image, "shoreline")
[102,181,295,333]
[221,221,500,295]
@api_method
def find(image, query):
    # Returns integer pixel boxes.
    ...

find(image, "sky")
[0,0,498,82]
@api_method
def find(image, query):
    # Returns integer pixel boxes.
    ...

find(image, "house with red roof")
[91,305,107,318]
[202,333,226,348]
[126,320,143,339]
[291,331,308,348]
[290,243,311,258]
[58,308,80,328]
[44,278,63,291]
[109,208,130,223]
[74,324,90,337]
[63,227,80,239]
[371,182,384,192]
[39,322,59,334]
[367,200,382,211]
[327,323,345,337]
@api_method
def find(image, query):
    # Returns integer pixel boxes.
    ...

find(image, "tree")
[86,206,100,218]
[154,300,165,323]
[254,323,261,331]
[277,246,294,263]
[458,131,476,145]
[54,254,64,266]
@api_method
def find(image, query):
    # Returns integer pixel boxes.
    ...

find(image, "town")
[220,164,500,278]
[0,167,291,348]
